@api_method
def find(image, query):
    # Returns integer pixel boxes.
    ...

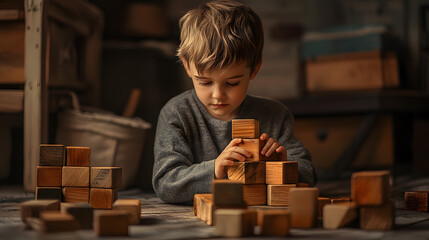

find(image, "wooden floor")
[1,175,429,240]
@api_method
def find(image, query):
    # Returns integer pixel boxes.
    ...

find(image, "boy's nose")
[212,85,224,99]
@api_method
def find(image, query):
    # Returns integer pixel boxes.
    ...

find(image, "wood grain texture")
[266,161,298,184]
[227,161,265,184]
[66,146,90,166]
[62,187,90,203]
[404,191,429,212]
[19,200,60,223]
[212,179,243,207]
[194,194,214,225]
[94,210,129,236]
[0,89,23,113]
[360,202,394,230]
[39,211,79,232]
[90,167,122,188]
[331,197,352,204]
[351,171,391,206]
[323,203,357,229]
[267,184,296,206]
[36,166,62,187]
[214,209,255,237]
[317,197,331,217]
[259,209,291,236]
[237,139,279,161]
[39,144,64,166]
[61,203,94,229]
[62,167,90,187]
[232,119,259,139]
[243,184,267,205]
[90,188,118,209]
[113,199,142,225]
[289,187,319,228]
[36,187,62,200]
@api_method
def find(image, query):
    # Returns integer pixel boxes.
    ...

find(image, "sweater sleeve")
[152,106,214,204]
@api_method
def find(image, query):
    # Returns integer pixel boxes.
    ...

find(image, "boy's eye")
[198,81,212,86]
[226,81,240,86]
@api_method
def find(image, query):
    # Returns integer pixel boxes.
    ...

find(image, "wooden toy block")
[212,179,244,207]
[297,183,310,187]
[237,139,278,161]
[266,161,298,184]
[113,199,142,225]
[94,210,129,236]
[37,166,62,187]
[214,209,256,237]
[351,170,391,206]
[62,187,90,203]
[228,161,265,184]
[323,203,357,229]
[66,146,90,166]
[331,196,352,204]
[39,211,79,232]
[259,209,291,236]
[62,166,90,187]
[404,191,429,212]
[39,144,64,166]
[194,194,215,225]
[360,202,394,231]
[267,184,296,206]
[36,187,62,200]
[91,167,122,188]
[289,187,319,228]
[232,119,259,139]
[243,184,267,205]
[20,200,60,223]
[90,188,118,209]
[61,203,94,229]
[317,197,331,217]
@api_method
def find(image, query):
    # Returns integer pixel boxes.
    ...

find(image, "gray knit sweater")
[152,89,316,204]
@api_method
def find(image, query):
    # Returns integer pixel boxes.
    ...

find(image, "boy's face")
[183,60,261,121]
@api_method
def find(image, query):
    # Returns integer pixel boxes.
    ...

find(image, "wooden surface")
[243,184,267,206]
[212,180,243,207]
[214,209,255,237]
[113,199,141,225]
[94,210,129,236]
[62,187,89,203]
[404,191,429,212]
[0,90,24,113]
[323,203,357,229]
[35,187,61,200]
[289,188,319,228]
[259,209,290,236]
[351,171,391,206]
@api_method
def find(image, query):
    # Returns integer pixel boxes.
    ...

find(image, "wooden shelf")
[0,90,23,113]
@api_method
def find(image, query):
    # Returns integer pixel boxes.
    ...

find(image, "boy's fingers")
[260,133,268,141]
[224,160,235,167]
[233,146,252,158]
[265,142,279,157]
[261,138,275,155]
[230,152,247,162]
[276,146,287,160]
[229,138,243,147]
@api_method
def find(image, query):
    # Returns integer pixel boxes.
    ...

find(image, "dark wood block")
[113,199,141,225]
[90,167,122,188]
[94,210,129,236]
[317,197,331,217]
[212,179,243,207]
[243,184,267,205]
[61,203,94,229]
[214,209,256,237]
[62,167,89,187]
[66,146,90,166]
[90,188,118,209]
[259,209,290,236]
[39,211,79,232]
[267,184,296,206]
[228,161,265,184]
[37,166,62,187]
[232,119,259,139]
[404,191,429,212]
[39,144,64,166]
[289,187,319,228]
[20,200,60,223]
[62,187,90,203]
[360,202,394,231]
[351,171,391,206]
[237,139,278,161]
[323,203,357,229]
[36,187,62,200]
[266,161,298,184]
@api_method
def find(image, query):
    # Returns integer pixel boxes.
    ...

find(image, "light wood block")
[351,171,391,206]
[404,191,429,212]
[91,167,122,188]
[360,202,394,231]
[36,187,62,200]
[90,188,118,209]
[267,184,296,206]
[214,209,256,237]
[194,194,214,225]
[113,199,142,225]
[232,119,259,139]
[94,210,129,236]
[266,161,298,184]
[259,209,291,236]
[289,187,319,228]
[331,196,352,204]
[66,146,90,166]
[243,184,267,205]
[39,144,64,166]
[323,203,357,229]
[317,197,331,217]
[39,211,79,232]
[228,161,265,184]
[62,167,90,187]
[212,179,243,207]
[237,139,279,161]
[61,203,94,229]
[37,166,62,187]
[62,187,90,203]
[20,200,60,224]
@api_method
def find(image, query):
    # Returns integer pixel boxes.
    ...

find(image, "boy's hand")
[260,133,287,160]
[215,138,252,179]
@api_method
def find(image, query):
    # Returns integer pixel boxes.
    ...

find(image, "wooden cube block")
[39,211,79,232]
[404,191,429,212]
[237,139,278,161]
[20,200,60,223]
[36,187,62,200]
[267,184,296,206]
[94,210,129,236]
[62,167,89,187]
[39,144,64,166]
[259,209,291,236]
[113,199,142,225]
[214,209,256,237]
[289,187,319,228]
[323,203,357,229]
[243,184,267,205]
[232,119,259,139]
[360,202,394,231]
[228,161,265,184]
[61,203,94,229]
[331,196,352,204]
[212,179,243,207]
[194,194,215,225]
[351,171,391,206]
[37,166,62,187]
[90,188,118,209]
[266,161,298,184]
[317,197,331,217]
[66,146,90,166]
[62,187,90,203]
[91,167,122,188]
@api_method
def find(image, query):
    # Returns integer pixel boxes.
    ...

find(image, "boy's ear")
[250,61,262,80]
[180,57,192,78]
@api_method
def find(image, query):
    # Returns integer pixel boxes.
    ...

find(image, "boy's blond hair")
[177,0,263,74]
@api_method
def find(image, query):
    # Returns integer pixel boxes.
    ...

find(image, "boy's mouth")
[211,104,228,109]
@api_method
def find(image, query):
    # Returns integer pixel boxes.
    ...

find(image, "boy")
[152,0,316,204]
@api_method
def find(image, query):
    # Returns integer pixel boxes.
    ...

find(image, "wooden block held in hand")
[94,210,129,236]
[37,166,62,187]
[36,187,62,200]
[61,203,94,229]
[404,191,429,212]
[113,199,142,225]
[317,197,331,217]
[243,184,267,205]
[289,187,319,228]
[360,202,394,230]
[214,209,256,237]
[232,119,259,139]
[39,211,79,232]
[90,188,118,209]
[62,167,89,187]
[39,144,64,166]
[323,203,357,229]
[212,179,243,207]
[91,167,122,188]
[228,161,265,184]
[66,146,90,166]
[266,161,298,184]
[259,209,291,236]
[267,184,296,206]
[237,139,278,161]
[20,200,60,223]
[63,187,90,203]
[351,171,391,206]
